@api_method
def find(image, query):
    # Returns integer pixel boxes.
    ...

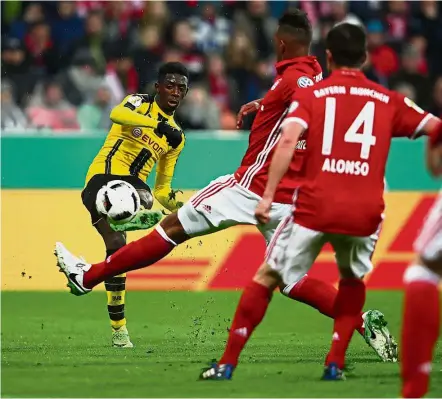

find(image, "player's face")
[156,73,188,113]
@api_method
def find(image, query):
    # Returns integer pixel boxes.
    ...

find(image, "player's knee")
[253,263,280,290]
[417,254,442,277]
[404,260,442,284]
[158,213,190,245]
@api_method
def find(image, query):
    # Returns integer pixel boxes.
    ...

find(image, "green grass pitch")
[2,291,441,398]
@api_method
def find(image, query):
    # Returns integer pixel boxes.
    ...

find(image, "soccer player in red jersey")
[200,22,441,381]
[401,122,442,397]
[55,11,394,360]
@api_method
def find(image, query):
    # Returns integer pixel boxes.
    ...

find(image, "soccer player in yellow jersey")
[81,62,189,348]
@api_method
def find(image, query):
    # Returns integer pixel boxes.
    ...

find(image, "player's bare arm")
[426,119,442,176]
[236,99,263,129]
[255,121,305,224]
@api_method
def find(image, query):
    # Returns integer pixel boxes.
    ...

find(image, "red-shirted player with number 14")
[199,23,441,382]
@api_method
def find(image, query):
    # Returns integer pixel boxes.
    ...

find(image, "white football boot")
[55,242,92,296]
[363,310,398,362]
[112,325,134,348]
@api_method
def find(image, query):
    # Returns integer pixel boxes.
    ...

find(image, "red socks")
[219,281,272,367]
[286,275,365,336]
[83,229,174,288]
[401,276,440,398]
[325,278,366,369]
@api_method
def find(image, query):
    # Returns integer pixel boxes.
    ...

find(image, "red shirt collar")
[330,69,366,79]
[275,56,318,75]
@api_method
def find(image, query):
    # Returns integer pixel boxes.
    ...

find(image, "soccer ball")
[96,180,141,224]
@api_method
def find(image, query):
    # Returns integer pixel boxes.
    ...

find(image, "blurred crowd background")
[2,0,442,132]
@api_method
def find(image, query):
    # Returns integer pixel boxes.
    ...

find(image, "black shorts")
[82,174,153,225]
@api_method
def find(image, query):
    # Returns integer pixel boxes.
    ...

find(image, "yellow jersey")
[86,94,185,211]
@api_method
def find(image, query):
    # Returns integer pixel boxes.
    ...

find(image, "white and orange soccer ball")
[96,180,141,224]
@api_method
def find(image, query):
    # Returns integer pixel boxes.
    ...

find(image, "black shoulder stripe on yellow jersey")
[164,129,183,149]
[129,148,152,177]
[105,139,124,174]
[144,101,153,116]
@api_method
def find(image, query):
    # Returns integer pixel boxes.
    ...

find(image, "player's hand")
[255,198,272,224]
[157,120,181,136]
[236,99,262,129]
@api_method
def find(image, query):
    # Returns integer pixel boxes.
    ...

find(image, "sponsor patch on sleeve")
[297,76,314,88]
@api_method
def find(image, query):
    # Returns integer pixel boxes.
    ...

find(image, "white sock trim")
[403,264,441,285]
[155,225,178,246]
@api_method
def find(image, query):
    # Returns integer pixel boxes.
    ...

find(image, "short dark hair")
[278,10,312,45]
[326,23,367,68]
[158,62,189,82]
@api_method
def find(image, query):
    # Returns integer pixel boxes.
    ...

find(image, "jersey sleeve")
[280,70,315,104]
[392,93,434,138]
[111,94,158,128]
[121,94,150,114]
[281,91,313,130]
[153,133,185,211]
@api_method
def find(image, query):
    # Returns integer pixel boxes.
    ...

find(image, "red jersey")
[285,69,434,236]
[234,56,323,204]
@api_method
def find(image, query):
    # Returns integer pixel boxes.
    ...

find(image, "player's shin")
[219,275,274,368]
[401,264,441,398]
[83,226,176,289]
[104,249,128,330]
[325,278,366,369]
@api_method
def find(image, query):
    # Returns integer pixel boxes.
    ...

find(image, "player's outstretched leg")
[401,263,440,398]
[282,275,397,361]
[199,263,276,381]
[55,213,190,293]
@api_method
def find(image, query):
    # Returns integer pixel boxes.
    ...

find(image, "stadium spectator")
[69,10,110,74]
[9,2,45,41]
[1,81,30,130]
[106,45,139,100]
[1,37,37,107]
[429,76,442,118]
[27,80,79,130]
[389,44,431,109]
[78,83,114,130]
[207,53,239,112]
[384,1,409,49]
[138,0,170,36]
[189,3,231,53]
[225,30,256,106]
[104,1,139,43]
[24,21,60,75]
[51,1,84,53]
[367,19,399,78]
[132,25,163,92]
[327,0,363,26]
[413,0,442,77]
[171,20,205,82]
[56,49,104,106]
[234,1,276,61]
[176,84,220,130]
[393,82,417,103]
